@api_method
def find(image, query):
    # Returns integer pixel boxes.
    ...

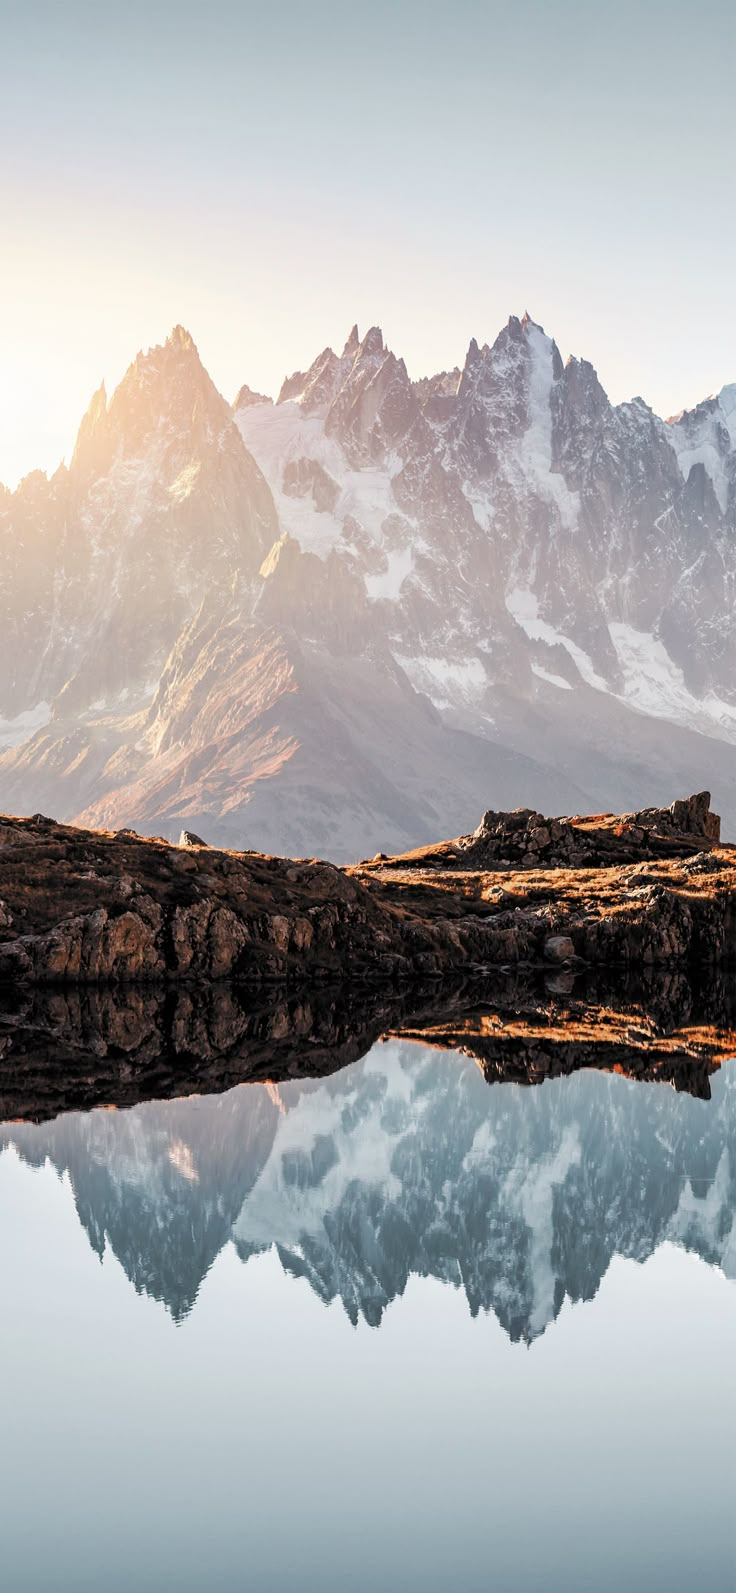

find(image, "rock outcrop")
[0,795,733,988]
[413,790,722,871]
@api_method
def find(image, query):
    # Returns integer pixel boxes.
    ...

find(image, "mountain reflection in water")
[2,969,735,1340]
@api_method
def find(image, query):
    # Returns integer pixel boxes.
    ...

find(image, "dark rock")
[0,799,733,989]
[544,935,575,963]
[282,456,340,514]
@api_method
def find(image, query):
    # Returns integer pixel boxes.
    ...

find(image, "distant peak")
[342,324,361,359]
[87,380,108,414]
[166,324,198,355]
[360,326,385,357]
[520,311,544,334]
[232,382,273,412]
[70,380,110,474]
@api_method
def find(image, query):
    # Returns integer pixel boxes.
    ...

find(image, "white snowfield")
[506,587,609,692]
[608,623,736,744]
[509,595,736,744]
[0,702,51,748]
[236,400,408,570]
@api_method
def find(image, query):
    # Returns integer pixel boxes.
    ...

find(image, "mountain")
[2,316,736,856]
[3,1044,735,1337]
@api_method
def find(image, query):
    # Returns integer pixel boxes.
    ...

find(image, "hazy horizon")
[2,0,735,487]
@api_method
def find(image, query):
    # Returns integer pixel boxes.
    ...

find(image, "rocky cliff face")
[3,318,736,856]
[0,328,276,722]
[0,795,733,988]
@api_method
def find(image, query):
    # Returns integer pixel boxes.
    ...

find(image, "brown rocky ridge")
[0,791,734,987]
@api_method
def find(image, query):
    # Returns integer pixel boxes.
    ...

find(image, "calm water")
[1,1039,735,1592]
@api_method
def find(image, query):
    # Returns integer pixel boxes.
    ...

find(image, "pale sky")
[2,0,735,487]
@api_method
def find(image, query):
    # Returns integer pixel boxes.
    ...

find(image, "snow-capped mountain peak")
[3,310,736,855]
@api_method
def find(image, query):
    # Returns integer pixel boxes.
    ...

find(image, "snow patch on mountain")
[236,399,406,565]
[520,323,579,531]
[507,594,736,741]
[531,664,573,691]
[395,653,489,711]
[609,623,736,743]
[365,548,413,602]
[0,701,51,748]
[506,588,608,689]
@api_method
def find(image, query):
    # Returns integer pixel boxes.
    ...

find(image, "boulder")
[544,934,575,963]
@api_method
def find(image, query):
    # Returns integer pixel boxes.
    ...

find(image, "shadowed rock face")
[0,797,735,987]
[1,966,735,1125]
[2,980,735,1335]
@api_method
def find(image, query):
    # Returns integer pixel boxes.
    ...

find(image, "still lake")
[1,1038,735,1592]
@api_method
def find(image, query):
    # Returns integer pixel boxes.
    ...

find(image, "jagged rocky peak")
[99,323,235,460]
[232,383,273,412]
[357,324,385,359]
[412,365,462,428]
[558,352,609,414]
[324,325,420,463]
[341,323,361,359]
[0,319,279,732]
[275,324,379,412]
[666,382,736,518]
[278,345,346,411]
[70,381,109,477]
[276,323,404,447]
[65,323,243,495]
[550,354,614,479]
[452,312,565,472]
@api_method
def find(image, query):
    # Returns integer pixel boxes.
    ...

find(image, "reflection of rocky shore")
[1,968,735,1125]
[2,1032,735,1335]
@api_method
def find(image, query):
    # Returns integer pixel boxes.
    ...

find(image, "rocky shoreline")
[0,793,734,988]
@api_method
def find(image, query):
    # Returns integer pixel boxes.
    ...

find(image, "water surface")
[1,1036,735,1591]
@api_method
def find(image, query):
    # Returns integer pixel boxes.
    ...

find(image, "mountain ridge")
[2,314,736,857]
